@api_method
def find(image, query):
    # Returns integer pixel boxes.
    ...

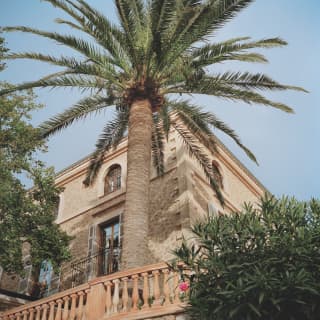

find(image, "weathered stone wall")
[0,273,19,292]
[148,168,182,263]
[55,131,266,272]
[55,141,127,224]
[0,132,268,296]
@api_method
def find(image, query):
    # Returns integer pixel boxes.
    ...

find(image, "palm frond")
[54,18,83,31]
[0,74,111,96]
[39,95,115,137]
[123,0,145,29]
[43,0,86,25]
[169,99,257,163]
[115,0,138,62]
[4,52,117,79]
[150,0,177,63]
[207,72,307,92]
[169,79,297,113]
[3,26,112,64]
[171,117,224,205]
[169,100,218,154]
[191,37,287,67]
[83,108,129,186]
[160,0,255,67]
[64,0,133,70]
[151,114,165,176]
[204,112,257,163]
[159,103,171,140]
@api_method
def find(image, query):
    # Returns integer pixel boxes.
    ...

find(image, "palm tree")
[0,0,305,269]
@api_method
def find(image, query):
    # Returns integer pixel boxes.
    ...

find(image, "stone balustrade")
[0,262,186,320]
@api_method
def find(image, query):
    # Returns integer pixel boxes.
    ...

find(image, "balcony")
[0,262,187,320]
[71,248,120,287]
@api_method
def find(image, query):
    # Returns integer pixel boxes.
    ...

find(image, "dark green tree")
[0,33,8,71]
[0,0,305,269]
[0,85,72,276]
[0,37,71,276]
[173,195,320,320]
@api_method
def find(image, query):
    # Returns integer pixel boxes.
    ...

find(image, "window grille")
[105,165,121,194]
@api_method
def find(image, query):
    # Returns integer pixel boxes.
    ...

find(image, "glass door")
[101,220,120,275]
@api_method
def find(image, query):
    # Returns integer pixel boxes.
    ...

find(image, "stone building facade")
[0,130,266,309]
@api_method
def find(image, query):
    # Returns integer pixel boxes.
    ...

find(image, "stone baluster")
[121,277,129,312]
[131,275,139,311]
[141,272,150,309]
[29,308,35,320]
[69,294,77,320]
[173,271,180,303]
[22,311,28,320]
[62,296,69,320]
[152,270,161,305]
[77,291,85,320]
[105,281,113,316]
[41,303,49,320]
[35,306,41,320]
[54,299,63,320]
[48,302,55,320]
[15,313,22,320]
[84,289,90,320]
[163,269,171,305]
[112,279,120,314]
[41,304,49,320]
[9,315,15,320]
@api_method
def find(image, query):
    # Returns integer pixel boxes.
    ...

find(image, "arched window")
[105,165,121,195]
[212,160,223,189]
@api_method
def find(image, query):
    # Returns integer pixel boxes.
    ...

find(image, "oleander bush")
[173,195,320,320]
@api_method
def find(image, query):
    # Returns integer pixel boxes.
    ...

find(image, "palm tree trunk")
[121,98,152,269]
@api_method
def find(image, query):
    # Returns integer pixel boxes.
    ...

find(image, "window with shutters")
[104,165,121,195]
[99,219,120,275]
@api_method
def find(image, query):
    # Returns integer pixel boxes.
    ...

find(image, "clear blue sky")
[1,0,319,200]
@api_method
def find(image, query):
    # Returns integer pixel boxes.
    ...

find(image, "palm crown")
[1,0,304,202]
[1,0,305,268]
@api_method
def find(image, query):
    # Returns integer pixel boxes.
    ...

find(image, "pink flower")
[179,282,189,292]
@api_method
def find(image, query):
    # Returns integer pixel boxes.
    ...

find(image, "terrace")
[0,262,187,320]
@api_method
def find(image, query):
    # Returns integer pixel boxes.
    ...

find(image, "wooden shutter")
[87,225,97,280]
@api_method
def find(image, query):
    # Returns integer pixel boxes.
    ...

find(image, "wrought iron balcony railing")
[71,248,120,287]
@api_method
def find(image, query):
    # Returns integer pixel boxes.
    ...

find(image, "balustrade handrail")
[88,261,169,286]
[0,282,89,316]
[1,262,186,320]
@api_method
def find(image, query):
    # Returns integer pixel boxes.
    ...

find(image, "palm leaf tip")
[288,85,309,93]
[242,146,258,165]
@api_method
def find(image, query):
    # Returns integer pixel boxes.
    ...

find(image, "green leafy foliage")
[0,33,8,71]
[0,80,71,275]
[173,195,320,320]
